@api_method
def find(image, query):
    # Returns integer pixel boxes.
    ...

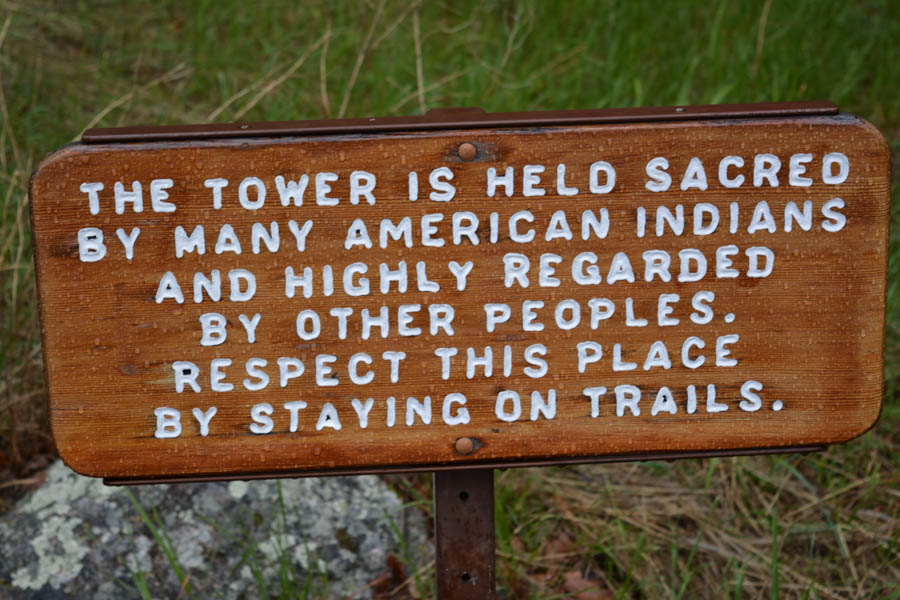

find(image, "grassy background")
[1,0,898,597]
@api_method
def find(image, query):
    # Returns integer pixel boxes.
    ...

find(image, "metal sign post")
[434,468,496,598]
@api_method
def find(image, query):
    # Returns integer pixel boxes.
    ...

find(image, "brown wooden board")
[29,110,890,482]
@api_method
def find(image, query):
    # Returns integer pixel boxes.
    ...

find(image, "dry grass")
[0,11,52,509]
[491,449,899,598]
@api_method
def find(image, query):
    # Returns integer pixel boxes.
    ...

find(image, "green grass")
[128,482,334,599]
[1,0,899,597]
[127,489,196,597]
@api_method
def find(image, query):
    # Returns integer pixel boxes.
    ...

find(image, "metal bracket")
[102,445,827,486]
[82,100,838,143]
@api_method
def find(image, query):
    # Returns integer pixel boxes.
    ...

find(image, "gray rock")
[0,461,429,599]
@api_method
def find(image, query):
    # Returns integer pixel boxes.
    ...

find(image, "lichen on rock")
[0,461,429,599]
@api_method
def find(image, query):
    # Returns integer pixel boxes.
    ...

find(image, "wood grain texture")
[29,114,890,480]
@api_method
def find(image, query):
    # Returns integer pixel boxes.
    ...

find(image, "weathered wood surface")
[29,114,889,480]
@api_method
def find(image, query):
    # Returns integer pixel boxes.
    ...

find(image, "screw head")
[457,142,477,161]
[454,437,475,455]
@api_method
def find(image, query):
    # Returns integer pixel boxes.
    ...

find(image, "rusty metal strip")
[82,100,838,144]
[102,444,826,486]
[434,469,496,599]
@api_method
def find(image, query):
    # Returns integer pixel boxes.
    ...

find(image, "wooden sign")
[29,102,890,483]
